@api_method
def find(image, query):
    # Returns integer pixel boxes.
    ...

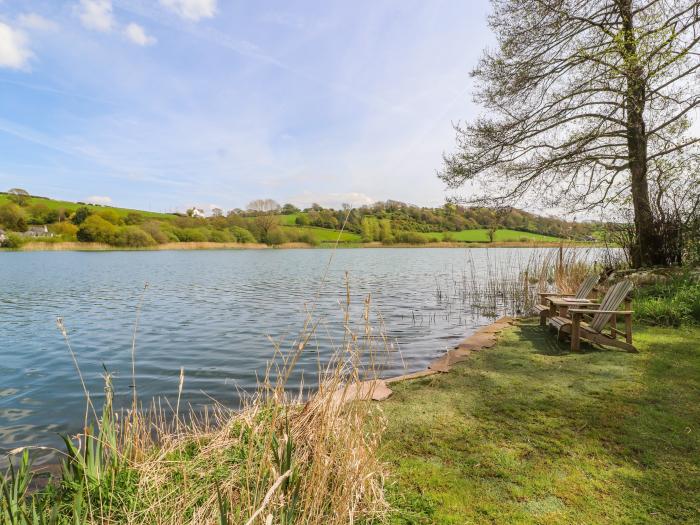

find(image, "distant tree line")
[1,191,599,249]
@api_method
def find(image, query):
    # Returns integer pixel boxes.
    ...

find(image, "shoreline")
[2,240,599,252]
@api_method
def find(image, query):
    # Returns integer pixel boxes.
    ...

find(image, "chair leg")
[540,310,547,326]
[625,315,633,344]
[571,314,581,352]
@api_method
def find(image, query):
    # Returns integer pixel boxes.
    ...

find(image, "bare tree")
[246,199,281,213]
[441,0,700,267]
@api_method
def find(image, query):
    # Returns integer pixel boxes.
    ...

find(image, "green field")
[419,228,561,242]
[0,194,174,220]
[278,213,301,225]
[281,225,362,243]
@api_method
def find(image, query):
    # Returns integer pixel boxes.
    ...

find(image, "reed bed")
[1,288,390,524]
[430,246,620,322]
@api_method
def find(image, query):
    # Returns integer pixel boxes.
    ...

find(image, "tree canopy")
[441,0,700,266]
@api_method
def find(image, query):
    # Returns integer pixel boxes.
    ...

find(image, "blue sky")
[0,0,491,213]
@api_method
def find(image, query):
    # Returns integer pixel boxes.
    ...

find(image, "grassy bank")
[381,321,700,524]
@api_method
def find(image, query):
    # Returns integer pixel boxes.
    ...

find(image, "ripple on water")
[0,247,586,465]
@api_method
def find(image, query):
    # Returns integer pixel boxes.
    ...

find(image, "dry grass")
[2,277,389,524]
[117,298,390,524]
[526,245,598,294]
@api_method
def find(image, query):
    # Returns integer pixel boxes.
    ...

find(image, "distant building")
[0,229,6,243]
[21,225,53,238]
[191,208,205,218]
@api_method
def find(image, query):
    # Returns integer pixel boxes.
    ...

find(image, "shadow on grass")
[382,321,700,524]
[519,323,610,356]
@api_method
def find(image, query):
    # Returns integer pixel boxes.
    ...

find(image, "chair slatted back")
[589,280,634,333]
[574,274,599,299]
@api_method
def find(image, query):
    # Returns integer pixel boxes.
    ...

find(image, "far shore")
[1,240,600,252]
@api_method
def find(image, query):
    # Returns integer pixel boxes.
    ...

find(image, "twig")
[244,469,292,525]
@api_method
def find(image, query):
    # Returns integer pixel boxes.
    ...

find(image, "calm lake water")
[1,247,558,465]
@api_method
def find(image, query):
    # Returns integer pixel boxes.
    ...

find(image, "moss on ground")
[381,321,700,524]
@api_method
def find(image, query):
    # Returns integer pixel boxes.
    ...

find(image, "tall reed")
[2,282,389,523]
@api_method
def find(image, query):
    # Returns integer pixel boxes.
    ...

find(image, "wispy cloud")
[0,1,493,211]
[124,23,156,46]
[0,22,33,69]
[159,0,217,21]
[18,13,58,32]
[77,0,114,32]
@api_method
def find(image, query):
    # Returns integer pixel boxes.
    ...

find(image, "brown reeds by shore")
[5,240,600,252]
[2,275,392,524]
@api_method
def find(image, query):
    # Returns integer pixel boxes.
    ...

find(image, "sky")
[0,0,492,213]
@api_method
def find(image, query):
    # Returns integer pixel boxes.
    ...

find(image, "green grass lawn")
[419,229,562,242]
[381,321,700,524]
[282,225,363,242]
[278,213,301,225]
[0,194,174,220]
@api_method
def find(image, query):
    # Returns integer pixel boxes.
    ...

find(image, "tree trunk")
[620,0,663,267]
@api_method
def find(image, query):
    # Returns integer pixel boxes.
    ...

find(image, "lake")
[1,247,556,465]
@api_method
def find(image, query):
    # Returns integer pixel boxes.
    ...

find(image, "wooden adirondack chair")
[534,274,600,326]
[549,280,636,352]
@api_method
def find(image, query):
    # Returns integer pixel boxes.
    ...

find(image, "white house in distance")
[0,229,6,243]
[21,225,54,238]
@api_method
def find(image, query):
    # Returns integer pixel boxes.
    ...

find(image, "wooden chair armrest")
[562,301,601,307]
[569,309,634,315]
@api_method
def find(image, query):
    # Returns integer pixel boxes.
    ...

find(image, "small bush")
[141,221,170,244]
[394,231,427,244]
[173,227,208,242]
[114,226,156,247]
[49,222,79,240]
[124,212,145,225]
[633,275,700,326]
[292,230,320,246]
[0,202,27,231]
[71,206,93,225]
[267,227,288,245]
[1,232,25,248]
[634,297,690,327]
[229,225,256,243]
[442,232,455,242]
[208,229,233,243]
[98,209,122,225]
[77,215,118,243]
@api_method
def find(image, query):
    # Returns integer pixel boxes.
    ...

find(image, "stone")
[385,369,439,384]
[427,356,451,372]
[330,379,393,406]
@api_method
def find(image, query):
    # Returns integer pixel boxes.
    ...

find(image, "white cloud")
[0,23,32,70]
[124,23,156,46]
[18,13,58,32]
[78,0,114,32]
[290,192,376,210]
[160,0,217,21]
[86,195,112,204]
